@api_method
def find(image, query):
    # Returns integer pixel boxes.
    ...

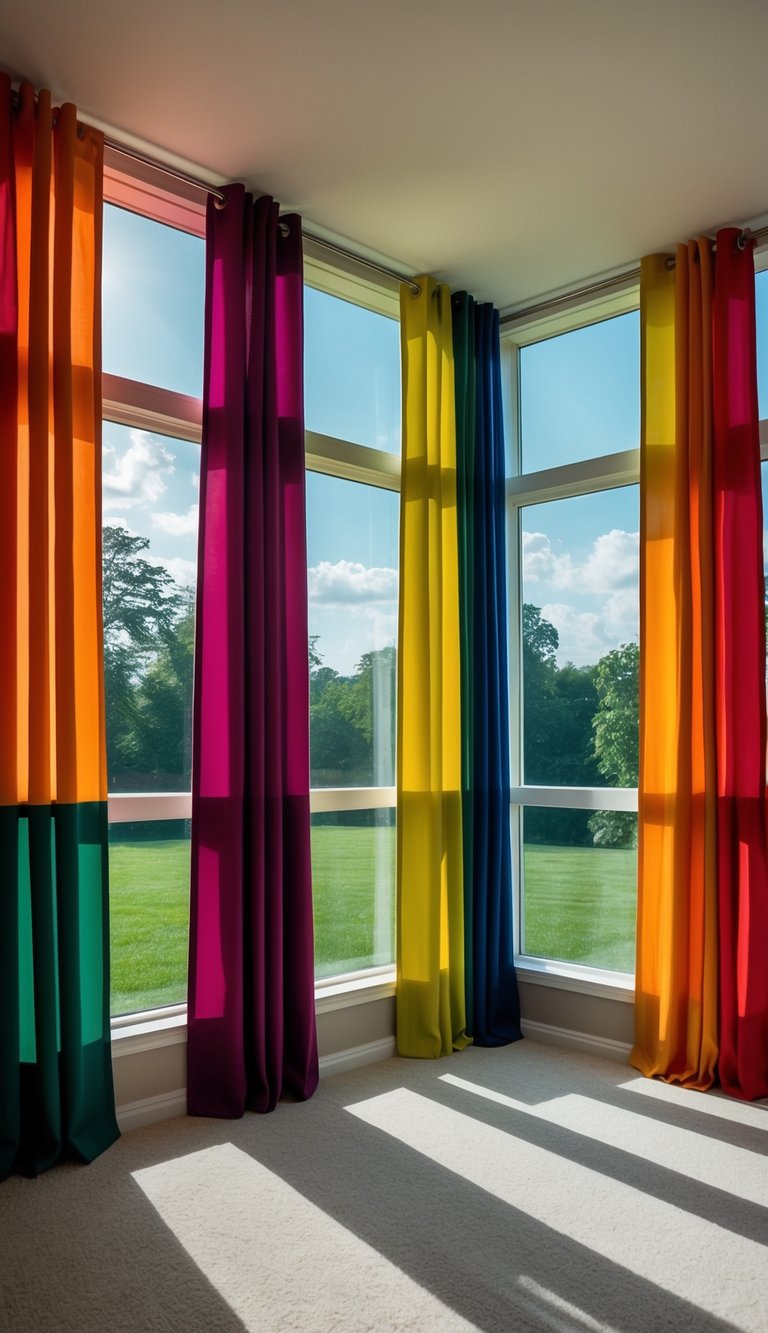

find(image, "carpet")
[1,1040,767,1332]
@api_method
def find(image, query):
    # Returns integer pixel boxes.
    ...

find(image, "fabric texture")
[453,293,521,1047]
[187,187,318,1116]
[633,230,768,1100]
[396,277,469,1057]
[0,76,118,1178]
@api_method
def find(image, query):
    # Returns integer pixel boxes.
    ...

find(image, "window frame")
[103,164,401,1021]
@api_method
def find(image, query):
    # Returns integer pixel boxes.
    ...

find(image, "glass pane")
[312,809,395,979]
[307,473,398,787]
[109,819,190,1015]
[305,286,400,453]
[522,807,636,972]
[103,203,204,397]
[520,311,639,472]
[522,486,639,787]
[103,421,200,793]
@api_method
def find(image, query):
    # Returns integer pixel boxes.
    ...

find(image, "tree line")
[103,524,638,847]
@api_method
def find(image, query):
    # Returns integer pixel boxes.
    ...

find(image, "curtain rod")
[12,88,768,316]
[105,138,423,295]
[500,225,768,328]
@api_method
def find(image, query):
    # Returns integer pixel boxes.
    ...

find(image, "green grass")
[524,842,636,973]
[109,830,636,1016]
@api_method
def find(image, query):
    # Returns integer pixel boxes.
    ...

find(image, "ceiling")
[3,0,768,311]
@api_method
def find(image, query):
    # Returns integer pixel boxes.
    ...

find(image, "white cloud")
[580,529,639,593]
[153,504,199,537]
[522,531,572,586]
[103,430,174,510]
[308,560,397,606]
[160,557,198,587]
[522,527,638,595]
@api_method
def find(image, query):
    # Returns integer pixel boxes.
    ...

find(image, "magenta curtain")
[187,187,318,1117]
[713,231,768,1100]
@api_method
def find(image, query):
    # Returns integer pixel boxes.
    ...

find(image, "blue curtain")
[453,294,522,1046]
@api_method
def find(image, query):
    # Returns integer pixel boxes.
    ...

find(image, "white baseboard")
[521,1018,632,1064]
[319,1036,396,1077]
[116,1036,396,1133]
[117,1087,187,1133]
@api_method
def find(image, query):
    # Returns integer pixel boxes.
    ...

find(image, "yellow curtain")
[632,248,718,1088]
[396,278,469,1057]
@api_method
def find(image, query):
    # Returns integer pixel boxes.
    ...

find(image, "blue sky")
[102,206,768,679]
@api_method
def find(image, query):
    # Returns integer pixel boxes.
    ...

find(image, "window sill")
[515,956,634,1004]
[110,969,397,1058]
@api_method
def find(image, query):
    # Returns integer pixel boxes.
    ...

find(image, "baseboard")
[116,1037,396,1133]
[521,1018,632,1064]
[117,1087,187,1133]
[319,1036,396,1077]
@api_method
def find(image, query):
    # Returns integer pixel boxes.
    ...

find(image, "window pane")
[109,819,190,1015]
[305,287,400,453]
[312,810,395,978]
[307,473,398,788]
[520,312,639,472]
[522,807,636,972]
[103,204,204,397]
[522,486,639,787]
[103,421,199,793]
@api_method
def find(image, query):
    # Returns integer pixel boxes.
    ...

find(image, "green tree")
[131,592,196,785]
[589,641,639,848]
[522,604,599,845]
[102,524,185,784]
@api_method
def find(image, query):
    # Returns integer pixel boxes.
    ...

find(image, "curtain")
[453,294,521,1046]
[633,229,768,1100]
[397,278,469,1057]
[187,187,318,1116]
[0,77,118,1178]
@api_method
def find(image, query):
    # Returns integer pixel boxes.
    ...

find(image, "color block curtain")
[188,187,319,1116]
[633,229,768,1100]
[453,294,521,1046]
[397,280,520,1056]
[0,77,118,1177]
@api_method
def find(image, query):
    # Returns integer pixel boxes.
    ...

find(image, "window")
[304,253,401,982]
[103,169,401,1017]
[102,184,205,1019]
[506,305,640,979]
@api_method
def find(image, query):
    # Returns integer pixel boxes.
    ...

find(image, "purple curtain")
[187,187,319,1116]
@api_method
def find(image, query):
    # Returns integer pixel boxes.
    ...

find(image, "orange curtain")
[632,246,719,1088]
[0,78,106,809]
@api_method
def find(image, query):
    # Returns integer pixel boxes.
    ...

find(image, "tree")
[589,641,639,848]
[131,592,195,784]
[522,604,599,845]
[102,524,185,784]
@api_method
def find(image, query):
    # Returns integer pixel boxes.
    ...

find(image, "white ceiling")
[3,0,768,310]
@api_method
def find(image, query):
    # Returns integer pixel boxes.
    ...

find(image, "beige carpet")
[1,1040,767,1332]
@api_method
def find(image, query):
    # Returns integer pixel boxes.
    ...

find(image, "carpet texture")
[1,1040,767,1332]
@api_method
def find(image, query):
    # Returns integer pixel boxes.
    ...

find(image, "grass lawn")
[109,829,636,1016]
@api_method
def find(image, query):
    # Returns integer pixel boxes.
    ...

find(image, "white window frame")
[501,283,641,996]
[104,165,401,1026]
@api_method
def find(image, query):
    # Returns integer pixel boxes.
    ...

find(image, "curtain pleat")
[396,278,469,1057]
[0,75,117,1179]
[453,294,521,1047]
[712,232,768,1101]
[188,187,318,1116]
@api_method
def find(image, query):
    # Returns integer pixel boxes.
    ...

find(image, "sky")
[102,205,768,682]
